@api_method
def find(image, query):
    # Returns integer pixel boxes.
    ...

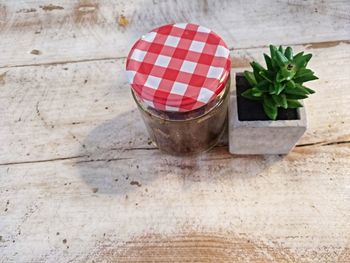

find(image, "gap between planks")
[0,139,349,167]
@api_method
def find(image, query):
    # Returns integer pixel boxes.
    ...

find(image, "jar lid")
[126,23,231,112]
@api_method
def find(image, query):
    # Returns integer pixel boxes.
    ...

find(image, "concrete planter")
[229,73,307,155]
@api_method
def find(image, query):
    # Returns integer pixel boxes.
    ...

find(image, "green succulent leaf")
[275,82,285,95]
[259,70,274,82]
[272,94,288,109]
[295,68,314,78]
[294,74,318,83]
[278,45,284,54]
[269,81,284,95]
[297,84,315,95]
[284,47,293,60]
[275,50,289,67]
[263,97,278,120]
[276,71,286,82]
[244,71,257,87]
[256,80,270,92]
[303,53,312,64]
[269,45,277,56]
[294,53,312,68]
[287,99,303,108]
[286,94,308,100]
[285,83,309,95]
[263,53,273,71]
[241,88,262,101]
[303,86,315,94]
[269,45,278,68]
[250,61,265,82]
[293,51,304,60]
[251,87,263,97]
[286,80,296,89]
[264,95,277,108]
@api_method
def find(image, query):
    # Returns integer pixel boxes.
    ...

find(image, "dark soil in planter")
[236,73,300,121]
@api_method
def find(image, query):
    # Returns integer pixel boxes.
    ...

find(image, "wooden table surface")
[1,0,350,262]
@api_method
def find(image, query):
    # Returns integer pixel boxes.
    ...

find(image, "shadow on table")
[76,109,282,195]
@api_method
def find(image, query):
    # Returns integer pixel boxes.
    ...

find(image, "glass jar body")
[132,78,230,155]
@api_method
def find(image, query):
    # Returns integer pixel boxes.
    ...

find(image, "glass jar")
[126,23,231,155]
[132,78,230,155]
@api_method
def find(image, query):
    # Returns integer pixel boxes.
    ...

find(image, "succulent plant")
[242,45,318,120]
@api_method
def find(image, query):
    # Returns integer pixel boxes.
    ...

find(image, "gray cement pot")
[228,73,307,155]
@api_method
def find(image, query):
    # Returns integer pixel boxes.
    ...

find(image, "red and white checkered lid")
[126,23,231,112]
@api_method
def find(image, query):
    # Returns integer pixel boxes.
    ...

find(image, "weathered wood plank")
[0,143,349,262]
[0,43,349,164]
[0,0,349,68]
[1,1,350,262]
[0,39,349,263]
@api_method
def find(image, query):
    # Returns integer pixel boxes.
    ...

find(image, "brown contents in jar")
[134,80,230,155]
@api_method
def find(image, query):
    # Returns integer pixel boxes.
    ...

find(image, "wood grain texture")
[0,144,349,262]
[0,0,349,68]
[0,0,350,262]
[0,43,349,164]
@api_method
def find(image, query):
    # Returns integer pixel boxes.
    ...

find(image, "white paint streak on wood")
[0,0,350,262]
